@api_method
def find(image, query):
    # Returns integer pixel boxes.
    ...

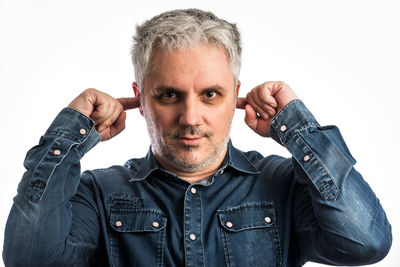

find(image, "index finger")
[236,97,247,109]
[117,97,141,110]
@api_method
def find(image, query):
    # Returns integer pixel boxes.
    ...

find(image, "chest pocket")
[109,207,167,267]
[218,202,282,267]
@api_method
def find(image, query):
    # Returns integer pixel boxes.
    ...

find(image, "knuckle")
[260,95,269,104]
[84,88,97,95]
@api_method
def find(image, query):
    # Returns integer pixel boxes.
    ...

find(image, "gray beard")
[160,137,229,173]
[152,125,231,173]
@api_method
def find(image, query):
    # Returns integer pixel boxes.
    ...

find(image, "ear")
[132,82,144,116]
[235,80,241,97]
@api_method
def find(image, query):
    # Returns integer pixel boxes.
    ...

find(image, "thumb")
[244,104,258,131]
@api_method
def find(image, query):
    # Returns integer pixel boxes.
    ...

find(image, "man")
[3,8,391,267]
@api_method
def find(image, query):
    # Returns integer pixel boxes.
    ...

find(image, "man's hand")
[236,81,298,137]
[68,88,140,141]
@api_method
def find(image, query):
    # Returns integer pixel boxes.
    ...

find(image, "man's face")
[140,44,239,174]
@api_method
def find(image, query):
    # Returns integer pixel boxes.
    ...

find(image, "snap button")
[220,169,224,175]
[152,221,159,228]
[115,221,122,227]
[303,155,310,162]
[280,125,287,132]
[264,217,272,223]
[79,128,87,135]
[189,234,196,241]
[53,149,61,156]
[225,221,233,228]
[190,187,196,194]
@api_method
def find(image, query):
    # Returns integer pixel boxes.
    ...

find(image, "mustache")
[172,126,212,138]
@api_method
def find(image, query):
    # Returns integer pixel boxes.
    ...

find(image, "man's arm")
[3,89,139,266]
[237,81,392,264]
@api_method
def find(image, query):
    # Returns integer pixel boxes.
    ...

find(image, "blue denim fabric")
[3,100,392,266]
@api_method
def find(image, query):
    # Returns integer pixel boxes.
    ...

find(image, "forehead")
[144,45,234,91]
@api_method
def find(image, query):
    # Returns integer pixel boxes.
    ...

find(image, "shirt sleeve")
[3,108,101,267]
[269,100,392,265]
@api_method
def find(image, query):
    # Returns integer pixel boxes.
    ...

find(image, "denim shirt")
[3,100,392,267]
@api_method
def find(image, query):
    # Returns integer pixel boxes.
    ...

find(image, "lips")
[177,136,202,146]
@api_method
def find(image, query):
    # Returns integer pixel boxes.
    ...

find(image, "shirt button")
[115,221,122,227]
[189,234,196,241]
[53,149,61,156]
[190,187,197,194]
[280,125,287,132]
[225,222,233,228]
[152,221,159,228]
[220,169,224,175]
[264,216,272,223]
[79,128,87,135]
[303,155,310,162]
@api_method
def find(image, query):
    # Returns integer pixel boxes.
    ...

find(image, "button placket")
[184,185,204,264]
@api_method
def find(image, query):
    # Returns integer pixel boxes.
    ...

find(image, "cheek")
[208,105,235,132]
[144,105,178,134]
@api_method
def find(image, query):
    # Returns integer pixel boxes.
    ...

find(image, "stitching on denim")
[217,201,273,213]
[220,226,232,266]
[183,187,189,267]
[295,133,340,201]
[26,139,77,203]
[271,222,283,267]
[65,239,98,249]
[156,223,166,267]
[199,189,206,266]
[75,127,99,158]
[281,122,318,144]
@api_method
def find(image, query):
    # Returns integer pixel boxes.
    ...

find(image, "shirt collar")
[127,140,259,182]
[127,147,163,182]
[225,140,260,174]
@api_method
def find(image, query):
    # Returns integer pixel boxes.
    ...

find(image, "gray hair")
[131,8,242,91]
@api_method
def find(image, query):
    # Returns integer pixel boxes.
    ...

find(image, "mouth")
[176,136,203,146]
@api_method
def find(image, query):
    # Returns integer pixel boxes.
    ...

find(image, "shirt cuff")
[270,100,319,146]
[269,100,342,201]
[45,107,101,156]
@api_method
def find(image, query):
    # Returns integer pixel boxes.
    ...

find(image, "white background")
[0,0,399,266]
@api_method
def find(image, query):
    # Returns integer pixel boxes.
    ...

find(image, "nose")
[178,97,203,126]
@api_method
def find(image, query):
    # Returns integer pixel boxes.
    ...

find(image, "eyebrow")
[153,85,226,93]
[153,86,182,93]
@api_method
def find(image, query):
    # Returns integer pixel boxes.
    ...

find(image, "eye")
[205,90,217,98]
[157,90,179,103]
[161,91,177,99]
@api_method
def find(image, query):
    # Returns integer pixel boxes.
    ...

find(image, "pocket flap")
[218,202,276,232]
[110,210,167,233]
